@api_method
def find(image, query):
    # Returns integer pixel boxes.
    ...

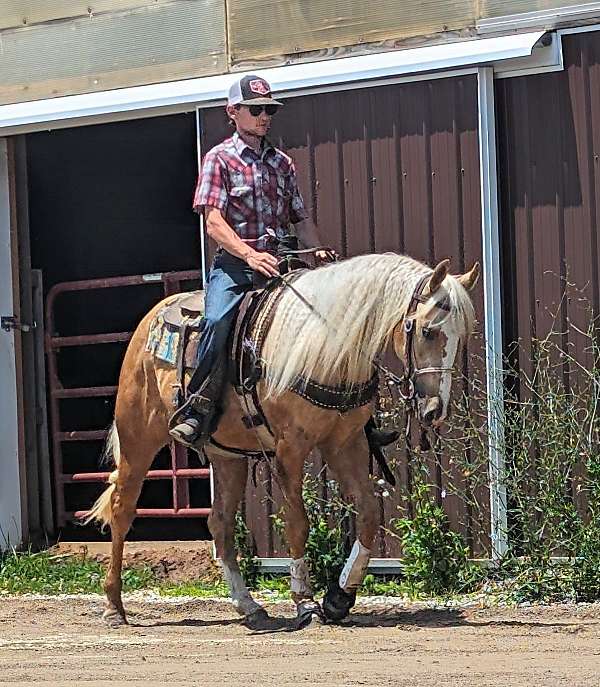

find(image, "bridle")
[375,273,454,404]
[373,273,458,458]
[280,266,456,408]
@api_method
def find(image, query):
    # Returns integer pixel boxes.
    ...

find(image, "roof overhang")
[0,30,557,135]
[478,2,600,33]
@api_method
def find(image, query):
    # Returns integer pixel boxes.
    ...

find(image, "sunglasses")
[246,104,279,117]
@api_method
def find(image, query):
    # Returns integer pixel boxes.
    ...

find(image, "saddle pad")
[146,297,203,367]
[146,314,178,365]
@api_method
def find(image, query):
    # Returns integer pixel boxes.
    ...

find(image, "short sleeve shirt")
[193,132,308,252]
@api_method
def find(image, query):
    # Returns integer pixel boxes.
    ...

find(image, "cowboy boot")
[169,361,226,449]
[168,395,216,448]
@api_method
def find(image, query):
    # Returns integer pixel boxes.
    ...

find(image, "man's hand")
[315,248,338,264]
[245,250,280,277]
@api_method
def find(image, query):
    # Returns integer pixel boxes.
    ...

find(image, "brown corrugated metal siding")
[200,75,485,557]
[497,31,600,371]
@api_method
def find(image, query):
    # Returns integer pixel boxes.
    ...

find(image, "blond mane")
[260,253,475,398]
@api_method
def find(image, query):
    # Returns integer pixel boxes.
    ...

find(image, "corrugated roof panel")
[228,0,476,63]
[0,0,226,104]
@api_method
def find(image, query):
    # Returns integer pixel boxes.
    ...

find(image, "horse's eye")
[422,326,435,340]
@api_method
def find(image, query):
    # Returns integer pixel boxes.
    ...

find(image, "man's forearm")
[205,209,253,261]
[204,207,280,277]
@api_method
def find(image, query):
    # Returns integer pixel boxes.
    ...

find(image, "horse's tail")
[82,422,121,528]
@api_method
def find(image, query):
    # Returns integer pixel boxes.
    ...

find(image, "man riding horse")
[169,74,397,452]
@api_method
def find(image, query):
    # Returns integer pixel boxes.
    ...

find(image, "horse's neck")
[260,256,430,395]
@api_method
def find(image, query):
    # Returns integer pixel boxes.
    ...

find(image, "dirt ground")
[53,541,223,583]
[1,595,600,687]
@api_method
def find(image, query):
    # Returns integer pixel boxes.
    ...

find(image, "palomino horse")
[85,252,479,626]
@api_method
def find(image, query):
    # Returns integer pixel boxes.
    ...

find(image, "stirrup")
[168,392,218,450]
[169,392,213,429]
[169,414,212,450]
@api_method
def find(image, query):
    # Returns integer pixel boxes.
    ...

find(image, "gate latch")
[1,315,36,333]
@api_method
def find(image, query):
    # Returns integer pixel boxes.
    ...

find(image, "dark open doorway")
[26,113,212,541]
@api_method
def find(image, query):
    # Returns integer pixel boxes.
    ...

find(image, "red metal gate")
[45,270,211,527]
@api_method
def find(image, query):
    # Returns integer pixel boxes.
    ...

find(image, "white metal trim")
[0,138,23,550]
[195,108,208,287]
[495,31,564,78]
[477,67,508,560]
[558,20,600,34]
[478,2,600,33]
[0,31,544,135]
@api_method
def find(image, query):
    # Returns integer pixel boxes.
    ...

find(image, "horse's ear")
[457,262,480,292]
[426,259,451,296]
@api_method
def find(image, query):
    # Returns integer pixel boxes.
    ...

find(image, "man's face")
[227,103,277,137]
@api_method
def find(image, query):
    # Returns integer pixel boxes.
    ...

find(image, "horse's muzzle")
[421,396,443,426]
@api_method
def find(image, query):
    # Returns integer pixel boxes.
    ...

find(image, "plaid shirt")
[193,132,308,251]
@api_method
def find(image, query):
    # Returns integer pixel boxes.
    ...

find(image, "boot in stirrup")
[169,360,226,450]
[169,394,216,450]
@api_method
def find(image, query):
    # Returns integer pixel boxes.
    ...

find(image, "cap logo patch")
[249,79,270,95]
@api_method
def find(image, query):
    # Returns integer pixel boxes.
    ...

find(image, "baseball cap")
[227,74,283,107]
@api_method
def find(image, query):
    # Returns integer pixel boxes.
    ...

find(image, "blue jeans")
[187,251,254,395]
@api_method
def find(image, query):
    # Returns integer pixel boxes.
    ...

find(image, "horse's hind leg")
[103,425,167,626]
[275,437,322,625]
[208,454,265,621]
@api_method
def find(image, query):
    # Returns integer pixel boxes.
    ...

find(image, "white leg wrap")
[290,557,313,597]
[223,563,261,617]
[339,540,371,592]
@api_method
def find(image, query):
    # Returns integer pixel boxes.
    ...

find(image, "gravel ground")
[1,594,600,686]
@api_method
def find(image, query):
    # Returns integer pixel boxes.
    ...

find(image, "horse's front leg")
[275,438,322,626]
[207,454,266,624]
[321,431,379,622]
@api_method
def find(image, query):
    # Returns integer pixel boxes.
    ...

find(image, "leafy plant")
[234,510,260,588]
[444,297,600,604]
[391,464,483,597]
[0,548,154,595]
[359,574,407,597]
[272,472,353,592]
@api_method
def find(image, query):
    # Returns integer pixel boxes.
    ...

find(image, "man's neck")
[237,129,262,153]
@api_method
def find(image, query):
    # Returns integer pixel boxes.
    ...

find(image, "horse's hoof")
[102,608,128,627]
[294,600,325,630]
[322,584,356,623]
[243,607,270,629]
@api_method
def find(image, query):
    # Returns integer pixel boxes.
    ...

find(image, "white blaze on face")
[437,319,460,422]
